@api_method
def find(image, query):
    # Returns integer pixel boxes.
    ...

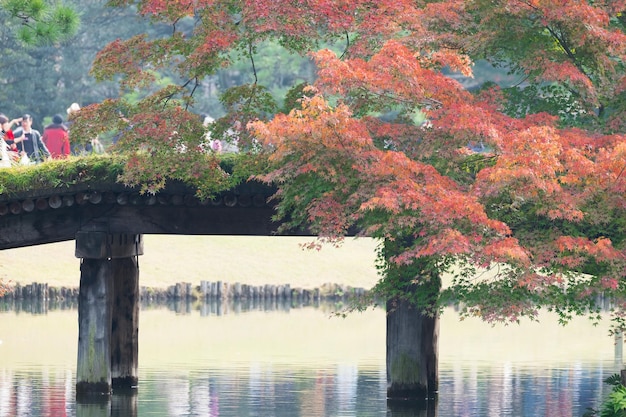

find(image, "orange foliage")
[90,0,626,321]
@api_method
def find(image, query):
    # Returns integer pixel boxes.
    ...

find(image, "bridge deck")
[0,180,280,250]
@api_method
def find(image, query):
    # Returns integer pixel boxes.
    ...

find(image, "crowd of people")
[0,103,101,168]
[0,107,233,168]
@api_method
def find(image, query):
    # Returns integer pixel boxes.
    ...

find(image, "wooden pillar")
[76,258,114,396]
[382,238,440,403]
[75,232,143,397]
[111,257,139,389]
[386,295,439,401]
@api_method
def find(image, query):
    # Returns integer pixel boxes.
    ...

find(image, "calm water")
[0,299,621,417]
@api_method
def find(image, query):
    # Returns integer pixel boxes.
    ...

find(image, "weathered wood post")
[386,288,439,401]
[383,238,441,402]
[75,232,143,397]
[111,252,140,388]
[75,255,114,397]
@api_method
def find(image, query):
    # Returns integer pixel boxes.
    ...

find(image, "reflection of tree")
[487,362,512,417]
[16,377,32,417]
[438,363,618,416]
[300,370,330,416]
[248,362,263,413]
[0,370,15,417]
[0,357,620,416]
[190,378,210,416]
[449,363,479,417]
[43,383,67,417]
[244,364,276,415]
[209,384,219,417]
[0,370,75,417]
[161,377,191,417]
[335,363,358,413]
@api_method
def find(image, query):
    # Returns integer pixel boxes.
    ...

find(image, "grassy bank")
[0,235,380,290]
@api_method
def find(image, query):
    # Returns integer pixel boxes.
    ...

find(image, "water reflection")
[387,400,437,417]
[3,364,614,416]
[0,296,334,317]
[0,298,78,315]
[0,300,622,417]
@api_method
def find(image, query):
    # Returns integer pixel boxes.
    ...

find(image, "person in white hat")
[67,102,80,115]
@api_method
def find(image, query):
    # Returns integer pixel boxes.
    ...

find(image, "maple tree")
[73,0,626,400]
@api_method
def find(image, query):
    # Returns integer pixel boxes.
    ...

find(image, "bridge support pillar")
[386,294,439,401]
[111,257,140,389]
[75,232,143,397]
[75,257,114,397]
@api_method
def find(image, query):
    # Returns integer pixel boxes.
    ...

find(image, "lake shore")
[0,235,380,290]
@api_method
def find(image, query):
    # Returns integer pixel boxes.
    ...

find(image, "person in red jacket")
[42,114,70,159]
[0,114,22,149]
[0,114,21,164]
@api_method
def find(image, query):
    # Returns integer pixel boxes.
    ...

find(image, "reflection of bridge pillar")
[75,232,143,397]
[111,391,138,417]
[76,397,111,417]
[387,398,438,417]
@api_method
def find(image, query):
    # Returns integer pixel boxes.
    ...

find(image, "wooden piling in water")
[111,257,139,389]
[75,232,143,397]
[75,258,114,396]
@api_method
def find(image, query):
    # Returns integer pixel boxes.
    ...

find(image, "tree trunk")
[386,291,439,401]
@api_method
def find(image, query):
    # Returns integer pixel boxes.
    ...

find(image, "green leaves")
[209,83,277,151]
[585,378,626,416]
[501,84,596,128]
[1,0,79,45]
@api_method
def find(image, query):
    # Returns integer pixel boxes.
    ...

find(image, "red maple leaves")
[87,0,626,322]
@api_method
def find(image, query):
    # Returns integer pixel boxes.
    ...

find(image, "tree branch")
[249,41,258,85]
[545,24,588,79]
[357,87,444,110]
[340,31,350,60]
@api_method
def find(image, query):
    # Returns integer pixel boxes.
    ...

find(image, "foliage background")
[0,1,319,134]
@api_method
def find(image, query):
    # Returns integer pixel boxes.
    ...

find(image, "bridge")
[0,166,284,396]
[0,158,436,404]
[0,178,279,250]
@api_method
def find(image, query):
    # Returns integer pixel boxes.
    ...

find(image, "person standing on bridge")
[42,114,70,159]
[0,114,21,150]
[13,115,51,163]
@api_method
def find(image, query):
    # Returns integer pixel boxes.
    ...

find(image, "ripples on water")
[0,300,622,417]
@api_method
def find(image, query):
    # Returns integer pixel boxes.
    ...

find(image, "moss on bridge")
[0,155,124,196]
[0,153,267,200]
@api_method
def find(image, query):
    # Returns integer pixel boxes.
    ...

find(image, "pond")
[0,300,621,417]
